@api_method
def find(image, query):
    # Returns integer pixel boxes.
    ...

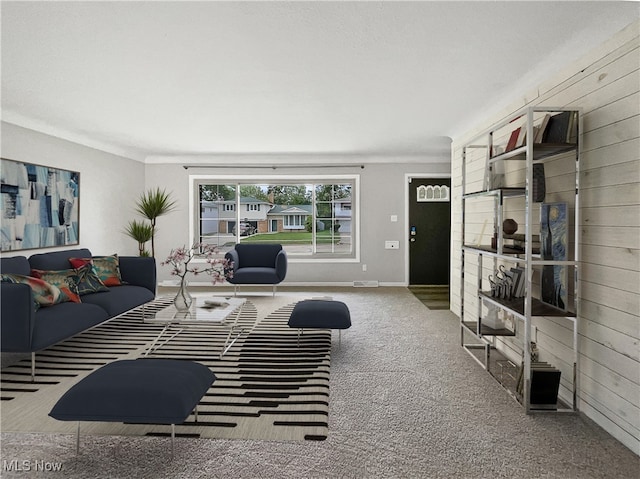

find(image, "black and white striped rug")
[0,296,331,441]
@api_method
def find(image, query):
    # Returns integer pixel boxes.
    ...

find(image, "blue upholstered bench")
[288,299,351,346]
[49,359,216,455]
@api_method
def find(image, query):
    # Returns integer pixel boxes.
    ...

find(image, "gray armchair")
[224,243,287,295]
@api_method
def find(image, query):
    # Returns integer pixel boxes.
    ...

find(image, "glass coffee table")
[143,296,247,359]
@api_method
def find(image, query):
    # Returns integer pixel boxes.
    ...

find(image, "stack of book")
[501,111,576,155]
[540,111,576,144]
[502,265,526,299]
[516,361,562,410]
[503,233,541,254]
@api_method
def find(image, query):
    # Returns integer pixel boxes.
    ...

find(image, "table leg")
[144,323,183,357]
[219,302,246,359]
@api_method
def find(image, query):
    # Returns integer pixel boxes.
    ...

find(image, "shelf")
[504,233,541,242]
[462,321,516,337]
[489,142,577,162]
[464,345,573,412]
[460,106,580,414]
[463,244,540,256]
[463,187,525,199]
[479,292,576,318]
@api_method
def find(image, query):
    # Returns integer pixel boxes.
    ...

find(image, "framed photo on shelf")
[1,158,79,252]
[540,202,568,310]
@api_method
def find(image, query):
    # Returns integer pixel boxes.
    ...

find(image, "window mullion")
[235,184,240,243]
[332,185,336,254]
[312,185,317,254]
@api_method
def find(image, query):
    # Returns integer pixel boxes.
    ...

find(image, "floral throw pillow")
[69,255,123,286]
[75,264,109,295]
[30,269,82,303]
[1,273,65,309]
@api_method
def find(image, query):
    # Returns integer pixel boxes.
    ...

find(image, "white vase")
[174,278,193,312]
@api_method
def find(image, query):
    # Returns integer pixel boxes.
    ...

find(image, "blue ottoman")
[288,299,351,346]
[49,358,216,455]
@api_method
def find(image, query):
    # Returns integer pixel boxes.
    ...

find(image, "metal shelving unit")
[460,106,581,413]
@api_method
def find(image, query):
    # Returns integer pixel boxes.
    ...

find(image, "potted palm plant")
[125,188,176,257]
[124,220,153,256]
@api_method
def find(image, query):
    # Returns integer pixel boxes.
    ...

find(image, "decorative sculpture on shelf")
[503,218,518,235]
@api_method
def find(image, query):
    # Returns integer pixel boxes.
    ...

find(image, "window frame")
[189,174,360,263]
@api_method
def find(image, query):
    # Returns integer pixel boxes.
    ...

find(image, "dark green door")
[408,178,451,285]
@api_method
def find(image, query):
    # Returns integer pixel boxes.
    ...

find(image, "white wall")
[451,21,639,454]
[0,122,450,284]
[0,122,145,257]
[144,159,450,285]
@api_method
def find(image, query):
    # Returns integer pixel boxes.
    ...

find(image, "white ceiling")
[1,1,638,162]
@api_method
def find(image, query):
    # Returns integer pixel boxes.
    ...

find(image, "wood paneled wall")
[451,20,639,454]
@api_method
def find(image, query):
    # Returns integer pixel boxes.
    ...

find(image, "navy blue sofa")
[225,243,287,295]
[1,248,156,380]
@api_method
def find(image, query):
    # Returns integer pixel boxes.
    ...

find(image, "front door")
[408,177,451,285]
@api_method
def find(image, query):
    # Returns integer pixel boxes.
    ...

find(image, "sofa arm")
[118,256,156,295]
[225,250,239,273]
[275,249,288,282]
[1,283,35,352]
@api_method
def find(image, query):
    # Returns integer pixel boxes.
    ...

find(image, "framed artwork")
[540,202,568,310]
[1,158,79,251]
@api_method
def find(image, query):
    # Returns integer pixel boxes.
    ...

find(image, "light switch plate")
[385,240,400,249]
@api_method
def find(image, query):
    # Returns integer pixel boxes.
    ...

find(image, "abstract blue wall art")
[540,202,568,310]
[1,158,79,251]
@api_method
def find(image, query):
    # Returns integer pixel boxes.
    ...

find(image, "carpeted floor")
[1,287,638,478]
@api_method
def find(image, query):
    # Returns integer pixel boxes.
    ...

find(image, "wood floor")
[408,285,450,310]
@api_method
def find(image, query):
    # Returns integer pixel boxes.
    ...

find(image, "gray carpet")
[1,287,638,478]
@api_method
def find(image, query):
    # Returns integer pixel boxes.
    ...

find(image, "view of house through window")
[196,179,355,259]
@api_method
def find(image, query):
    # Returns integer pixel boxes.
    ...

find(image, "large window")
[192,176,358,260]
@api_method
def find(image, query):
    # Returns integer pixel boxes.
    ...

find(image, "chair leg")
[171,424,176,458]
[76,421,81,455]
[273,284,276,297]
[31,352,36,382]
[234,285,238,297]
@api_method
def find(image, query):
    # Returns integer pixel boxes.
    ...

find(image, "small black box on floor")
[530,368,561,410]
